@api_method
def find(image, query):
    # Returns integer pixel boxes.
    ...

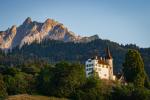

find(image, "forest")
[0,39,150,99]
[0,50,150,100]
[6,39,150,77]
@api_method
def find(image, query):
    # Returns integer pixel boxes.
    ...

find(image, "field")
[6,94,68,100]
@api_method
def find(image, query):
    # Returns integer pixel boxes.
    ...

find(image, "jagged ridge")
[0,17,99,50]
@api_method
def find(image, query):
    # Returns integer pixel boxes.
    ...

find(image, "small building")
[85,47,116,80]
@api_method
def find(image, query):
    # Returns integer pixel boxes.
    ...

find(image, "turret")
[105,46,113,80]
[105,46,113,65]
[105,46,112,59]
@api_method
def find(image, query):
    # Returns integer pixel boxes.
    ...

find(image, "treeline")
[0,50,150,100]
[9,39,150,77]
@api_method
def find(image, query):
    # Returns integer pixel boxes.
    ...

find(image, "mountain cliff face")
[0,17,99,50]
[0,25,17,49]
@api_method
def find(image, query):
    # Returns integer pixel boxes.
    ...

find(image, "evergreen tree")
[123,49,147,87]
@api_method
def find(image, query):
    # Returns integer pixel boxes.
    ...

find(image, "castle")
[85,47,116,80]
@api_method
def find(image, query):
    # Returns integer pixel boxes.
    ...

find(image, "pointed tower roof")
[105,46,112,59]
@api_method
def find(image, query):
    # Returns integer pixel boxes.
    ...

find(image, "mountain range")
[0,17,99,50]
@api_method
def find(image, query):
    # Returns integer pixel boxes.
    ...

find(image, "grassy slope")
[6,94,68,100]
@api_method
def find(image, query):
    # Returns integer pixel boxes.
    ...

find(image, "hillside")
[6,39,150,77]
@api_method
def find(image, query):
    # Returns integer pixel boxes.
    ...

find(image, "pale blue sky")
[0,0,150,47]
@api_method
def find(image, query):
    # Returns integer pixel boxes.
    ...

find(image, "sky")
[0,0,150,48]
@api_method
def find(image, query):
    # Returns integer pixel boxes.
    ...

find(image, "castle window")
[88,60,92,62]
[88,73,91,75]
[88,71,93,75]
[88,64,92,67]
[87,68,93,71]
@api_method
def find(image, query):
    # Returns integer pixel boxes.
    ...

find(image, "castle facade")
[85,47,115,80]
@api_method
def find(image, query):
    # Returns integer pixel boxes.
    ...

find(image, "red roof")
[98,59,109,65]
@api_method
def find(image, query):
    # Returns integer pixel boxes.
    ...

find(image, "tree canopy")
[123,49,148,87]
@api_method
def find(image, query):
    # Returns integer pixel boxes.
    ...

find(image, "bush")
[0,74,7,99]
[4,72,33,95]
[111,84,150,100]
[132,88,150,100]
[72,76,112,100]
[111,84,134,100]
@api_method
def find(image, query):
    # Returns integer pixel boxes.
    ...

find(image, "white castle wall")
[85,56,115,80]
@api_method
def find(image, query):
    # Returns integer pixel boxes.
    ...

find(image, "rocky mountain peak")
[10,25,17,33]
[23,17,32,25]
[41,19,57,32]
[45,19,56,24]
[90,34,99,39]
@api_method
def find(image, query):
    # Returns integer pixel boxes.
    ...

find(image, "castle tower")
[105,46,113,80]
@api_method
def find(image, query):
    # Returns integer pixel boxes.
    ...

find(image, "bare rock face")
[24,17,32,24]
[78,34,99,43]
[0,25,17,49]
[19,19,58,48]
[0,17,99,50]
